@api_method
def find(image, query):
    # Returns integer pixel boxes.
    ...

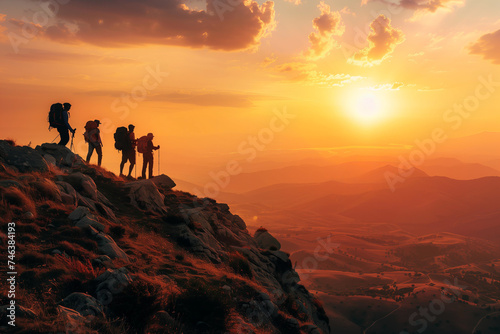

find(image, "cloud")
[361,0,464,13]
[19,0,276,51]
[86,89,282,108]
[283,0,302,5]
[340,6,356,16]
[261,54,278,67]
[369,82,404,90]
[304,1,345,60]
[468,29,500,65]
[350,15,404,66]
[3,48,140,64]
[152,91,257,107]
[273,62,364,87]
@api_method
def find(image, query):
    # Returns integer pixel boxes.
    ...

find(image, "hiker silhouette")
[84,119,103,166]
[138,133,159,179]
[119,124,137,178]
[48,102,75,146]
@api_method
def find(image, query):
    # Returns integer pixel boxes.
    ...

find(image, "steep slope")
[0,140,330,334]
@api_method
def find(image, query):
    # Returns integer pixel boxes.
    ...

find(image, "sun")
[346,91,388,125]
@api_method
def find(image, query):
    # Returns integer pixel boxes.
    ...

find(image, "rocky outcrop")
[35,143,85,168]
[0,141,50,173]
[254,229,282,250]
[0,139,330,334]
[63,172,98,201]
[123,179,167,214]
[151,174,176,189]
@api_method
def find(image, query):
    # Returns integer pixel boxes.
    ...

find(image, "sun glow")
[346,91,389,125]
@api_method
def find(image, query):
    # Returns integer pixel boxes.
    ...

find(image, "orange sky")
[0,0,499,178]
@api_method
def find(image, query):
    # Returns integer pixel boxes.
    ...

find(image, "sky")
[0,0,499,177]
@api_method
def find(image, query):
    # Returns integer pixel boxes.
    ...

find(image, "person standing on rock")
[138,133,159,179]
[49,102,75,146]
[119,124,136,178]
[85,119,103,166]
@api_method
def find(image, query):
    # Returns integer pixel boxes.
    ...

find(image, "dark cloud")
[304,1,344,60]
[351,15,404,66]
[22,0,276,51]
[469,29,500,65]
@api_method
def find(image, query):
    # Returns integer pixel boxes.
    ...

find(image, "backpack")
[136,136,149,153]
[48,103,64,128]
[83,121,98,143]
[114,127,131,151]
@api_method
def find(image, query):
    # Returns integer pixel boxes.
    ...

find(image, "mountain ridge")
[0,140,330,334]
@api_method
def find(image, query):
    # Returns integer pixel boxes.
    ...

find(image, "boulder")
[68,206,94,221]
[95,267,133,305]
[151,174,176,189]
[57,305,88,334]
[95,232,129,261]
[91,255,113,268]
[63,172,98,201]
[58,292,104,317]
[123,179,167,214]
[35,143,85,168]
[97,191,114,208]
[56,181,78,206]
[75,216,105,232]
[0,141,49,173]
[254,231,281,251]
[95,202,117,222]
[76,193,97,211]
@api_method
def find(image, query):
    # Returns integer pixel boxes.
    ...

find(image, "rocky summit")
[0,140,330,334]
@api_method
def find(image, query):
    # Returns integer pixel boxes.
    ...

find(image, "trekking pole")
[158,147,160,176]
[70,130,75,152]
[51,134,60,143]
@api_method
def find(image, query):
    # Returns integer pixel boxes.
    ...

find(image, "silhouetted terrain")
[0,140,329,333]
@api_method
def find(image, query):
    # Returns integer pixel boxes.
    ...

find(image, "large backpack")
[48,103,64,128]
[136,136,149,153]
[114,127,130,151]
[83,121,98,143]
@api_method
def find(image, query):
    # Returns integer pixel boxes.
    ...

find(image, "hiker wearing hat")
[119,124,136,178]
[141,133,159,179]
[84,119,103,166]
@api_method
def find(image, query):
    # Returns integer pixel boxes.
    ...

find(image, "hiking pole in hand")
[70,129,76,152]
[51,134,60,144]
